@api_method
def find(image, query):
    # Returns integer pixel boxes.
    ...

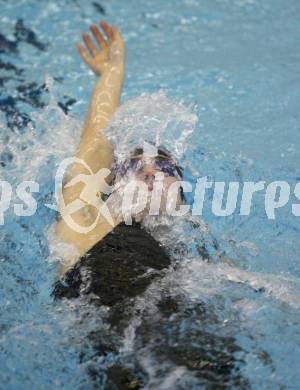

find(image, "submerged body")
[53,222,247,389]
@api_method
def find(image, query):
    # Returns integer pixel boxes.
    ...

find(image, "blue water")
[1,0,300,388]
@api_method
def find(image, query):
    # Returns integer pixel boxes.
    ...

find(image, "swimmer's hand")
[78,20,125,76]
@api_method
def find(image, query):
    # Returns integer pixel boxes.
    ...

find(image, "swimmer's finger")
[90,24,107,49]
[78,44,92,65]
[111,25,121,41]
[100,20,113,43]
[82,32,98,56]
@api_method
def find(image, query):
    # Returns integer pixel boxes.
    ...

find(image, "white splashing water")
[106,90,198,163]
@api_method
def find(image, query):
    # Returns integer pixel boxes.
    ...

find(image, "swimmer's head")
[117,142,183,187]
[114,142,185,220]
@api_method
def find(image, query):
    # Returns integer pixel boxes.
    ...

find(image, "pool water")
[1,0,300,388]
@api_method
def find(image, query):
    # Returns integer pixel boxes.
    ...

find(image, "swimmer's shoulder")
[55,193,123,275]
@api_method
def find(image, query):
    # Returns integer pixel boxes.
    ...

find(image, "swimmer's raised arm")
[76,20,125,173]
[61,21,125,209]
[62,20,125,200]
[54,21,125,272]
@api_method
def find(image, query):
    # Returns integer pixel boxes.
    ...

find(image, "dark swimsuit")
[53,221,171,309]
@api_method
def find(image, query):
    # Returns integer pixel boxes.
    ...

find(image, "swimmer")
[55,20,185,276]
[52,23,245,386]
